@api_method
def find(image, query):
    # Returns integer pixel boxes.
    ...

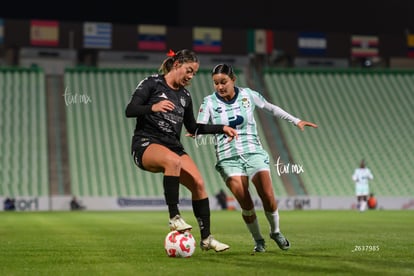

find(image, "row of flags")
[296,32,380,58]
[28,20,226,52]
[1,19,414,58]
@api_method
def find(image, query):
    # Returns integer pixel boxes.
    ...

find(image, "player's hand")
[223,126,238,142]
[297,120,318,131]
[152,100,175,112]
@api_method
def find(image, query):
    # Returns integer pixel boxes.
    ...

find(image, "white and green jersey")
[197,87,301,160]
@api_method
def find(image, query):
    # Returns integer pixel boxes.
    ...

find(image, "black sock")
[163,175,180,219]
[192,198,211,239]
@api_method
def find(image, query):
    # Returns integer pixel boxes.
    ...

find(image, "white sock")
[360,200,367,211]
[246,217,264,241]
[265,209,280,233]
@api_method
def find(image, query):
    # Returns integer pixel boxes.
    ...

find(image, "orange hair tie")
[166,49,175,57]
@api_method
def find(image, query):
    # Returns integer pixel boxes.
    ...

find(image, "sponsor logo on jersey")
[228,115,244,128]
[159,92,168,99]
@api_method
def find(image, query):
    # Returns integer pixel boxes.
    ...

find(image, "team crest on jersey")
[241,97,250,108]
[180,97,186,107]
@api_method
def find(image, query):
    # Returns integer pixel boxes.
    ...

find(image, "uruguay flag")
[83,22,112,49]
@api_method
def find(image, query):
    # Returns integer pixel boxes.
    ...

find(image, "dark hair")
[211,63,235,79]
[159,49,199,74]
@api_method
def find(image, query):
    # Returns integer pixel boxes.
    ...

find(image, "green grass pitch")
[1,210,413,275]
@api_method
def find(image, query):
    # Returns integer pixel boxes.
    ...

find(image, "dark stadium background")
[1,0,413,212]
[2,0,414,34]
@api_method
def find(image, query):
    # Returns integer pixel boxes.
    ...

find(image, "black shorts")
[132,137,187,170]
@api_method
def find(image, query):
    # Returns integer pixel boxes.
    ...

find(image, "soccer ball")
[164,230,196,258]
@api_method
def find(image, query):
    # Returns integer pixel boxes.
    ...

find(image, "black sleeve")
[183,97,225,135]
[125,77,154,117]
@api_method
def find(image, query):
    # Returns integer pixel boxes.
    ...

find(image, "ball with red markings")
[164,230,196,258]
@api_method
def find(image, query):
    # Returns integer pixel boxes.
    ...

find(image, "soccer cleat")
[200,235,230,252]
[270,232,290,250]
[169,215,192,232]
[253,239,266,253]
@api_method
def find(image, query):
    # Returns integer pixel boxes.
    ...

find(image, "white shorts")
[356,183,369,196]
[215,150,270,181]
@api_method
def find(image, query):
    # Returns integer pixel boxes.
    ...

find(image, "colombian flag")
[407,34,414,58]
[193,27,222,53]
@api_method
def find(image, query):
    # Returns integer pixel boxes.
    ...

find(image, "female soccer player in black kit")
[125,49,237,252]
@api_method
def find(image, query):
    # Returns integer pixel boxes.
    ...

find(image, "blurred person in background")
[215,189,228,210]
[3,197,16,211]
[196,63,318,253]
[367,193,377,210]
[70,196,85,210]
[352,159,374,212]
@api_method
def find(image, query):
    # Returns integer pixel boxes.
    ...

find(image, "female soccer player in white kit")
[196,64,318,253]
[352,159,374,212]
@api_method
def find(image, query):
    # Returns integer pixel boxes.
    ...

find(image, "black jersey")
[125,74,224,152]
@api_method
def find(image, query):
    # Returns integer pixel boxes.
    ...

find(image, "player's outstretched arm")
[223,126,238,142]
[184,125,238,142]
[297,120,318,131]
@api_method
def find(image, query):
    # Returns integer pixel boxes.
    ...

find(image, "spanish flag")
[30,20,59,46]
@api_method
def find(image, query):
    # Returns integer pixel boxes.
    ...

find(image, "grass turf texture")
[0,210,413,275]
